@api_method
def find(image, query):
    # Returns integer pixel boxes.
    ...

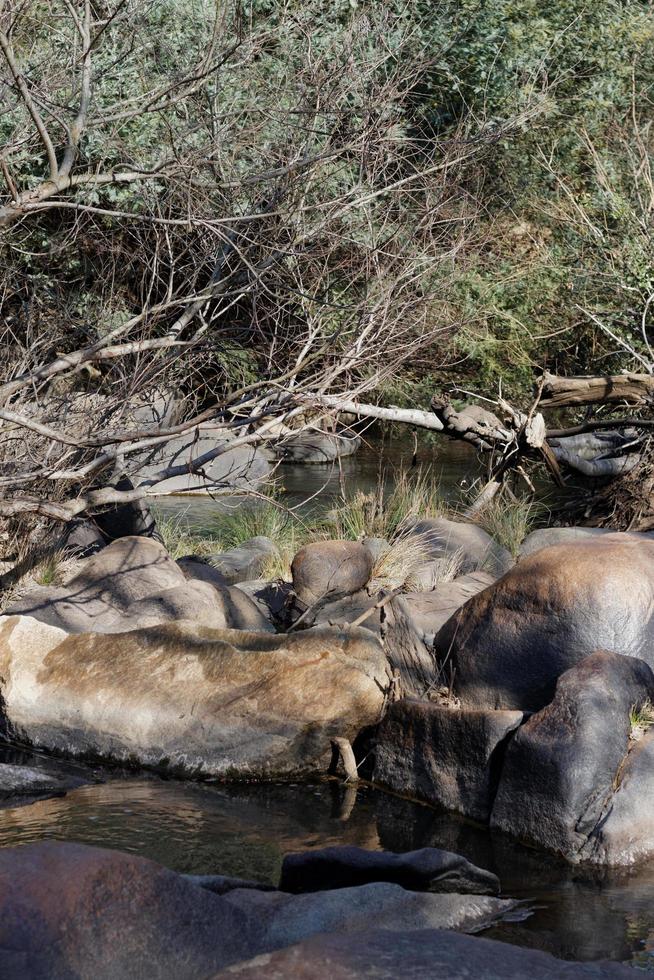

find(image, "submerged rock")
[374,700,523,823]
[491,651,654,863]
[278,844,500,895]
[0,762,87,807]
[0,617,388,778]
[435,534,654,711]
[213,926,637,979]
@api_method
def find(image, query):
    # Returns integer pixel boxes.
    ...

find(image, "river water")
[3,437,651,969]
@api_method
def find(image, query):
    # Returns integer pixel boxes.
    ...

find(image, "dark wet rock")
[278,844,499,895]
[375,699,523,822]
[212,926,637,979]
[436,534,654,711]
[222,882,517,947]
[0,617,388,778]
[409,517,512,577]
[271,429,360,463]
[5,536,272,634]
[292,540,373,606]
[209,536,279,585]
[491,651,654,863]
[0,762,87,807]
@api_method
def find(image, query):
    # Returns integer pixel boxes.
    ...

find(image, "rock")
[435,534,654,711]
[409,517,512,577]
[278,844,499,895]
[396,572,495,645]
[586,728,654,865]
[233,579,293,628]
[292,540,373,606]
[0,762,87,807]
[93,476,159,541]
[183,874,277,895]
[0,618,388,777]
[212,926,638,979]
[131,425,271,494]
[271,429,360,463]
[222,882,517,948]
[303,589,382,631]
[491,651,654,862]
[519,525,654,558]
[0,841,254,979]
[177,555,229,588]
[374,699,523,823]
[209,537,279,585]
[62,519,106,558]
[5,536,272,634]
[362,537,390,564]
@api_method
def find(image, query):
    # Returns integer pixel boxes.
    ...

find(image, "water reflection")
[0,776,653,968]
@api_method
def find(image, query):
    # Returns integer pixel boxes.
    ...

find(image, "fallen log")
[539,372,654,408]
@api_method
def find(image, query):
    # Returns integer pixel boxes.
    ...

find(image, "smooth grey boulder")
[491,651,654,862]
[0,617,388,778]
[6,536,272,634]
[436,534,654,711]
[177,555,228,588]
[409,517,513,577]
[374,699,523,822]
[209,536,279,585]
[278,845,499,895]
[130,424,270,494]
[292,540,373,606]
[213,926,638,979]
[271,429,360,463]
[397,572,495,645]
[222,882,517,948]
[0,762,87,807]
[519,525,654,558]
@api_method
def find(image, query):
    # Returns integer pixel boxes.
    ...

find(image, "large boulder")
[435,534,654,711]
[519,525,654,558]
[374,699,523,822]
[409,517,512,577]
[291,540,373,606]
[129,424,271,494]
[0,617,388,778]
[491,651,654,863]
[278,844,499,895]
[271,429,360,463]
[213,926,637,980]
[0,841,255,979]
[6,537,272,634]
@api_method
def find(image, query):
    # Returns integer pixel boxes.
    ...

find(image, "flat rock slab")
[0,617,388,778]
[222,883,518,948]
[279,844,499,895]
[212,926,637,979]
[0,762,87,808]
[209,537,279,585]
[374,699,523,822]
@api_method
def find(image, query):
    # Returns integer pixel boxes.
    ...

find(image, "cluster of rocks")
[0,839,634,979]
[2,516,654,868]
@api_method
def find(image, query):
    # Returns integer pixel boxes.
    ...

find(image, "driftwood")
[540,372,654,408]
